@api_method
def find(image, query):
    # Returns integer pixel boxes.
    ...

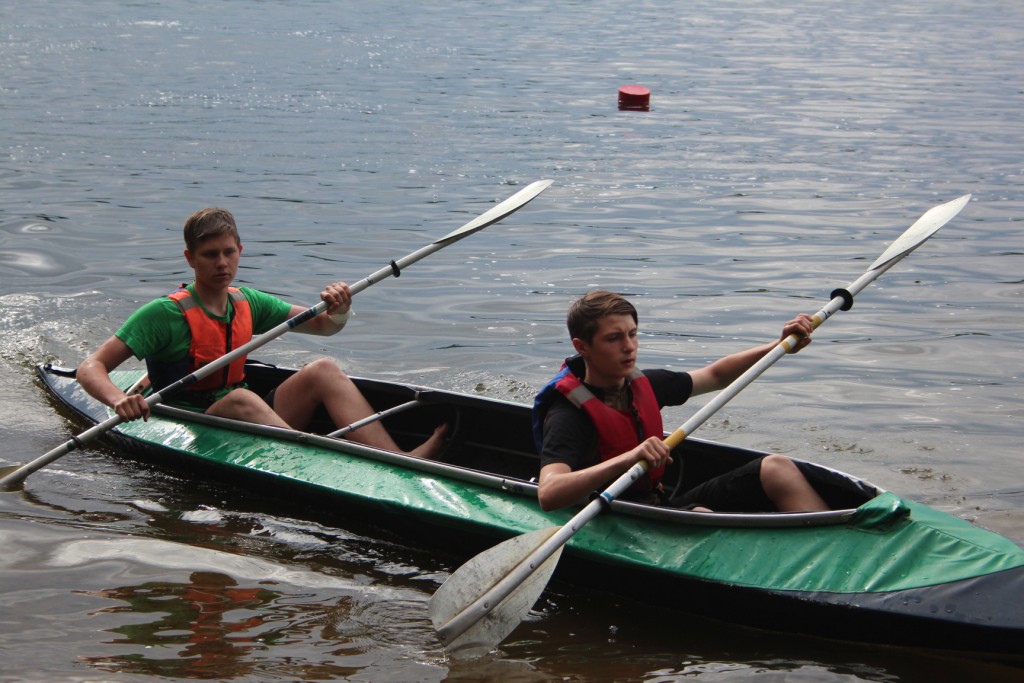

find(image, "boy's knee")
[208,387,266,419]
[221,387,259,405]
[305,357,345,377]
[760,454,798,485]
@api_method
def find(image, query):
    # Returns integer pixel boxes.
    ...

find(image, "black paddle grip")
[831,288,854,311]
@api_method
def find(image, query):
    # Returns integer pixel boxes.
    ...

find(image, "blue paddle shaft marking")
[287,306,320,329]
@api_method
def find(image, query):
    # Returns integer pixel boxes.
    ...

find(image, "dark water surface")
[2,1,1022,681]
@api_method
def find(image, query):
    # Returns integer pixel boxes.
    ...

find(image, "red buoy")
[618,85,651,111]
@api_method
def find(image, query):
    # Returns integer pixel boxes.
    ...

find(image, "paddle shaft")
[434,193,971,647]
[1,180,553,490]
[663,255,903,450]
[327,399,420,438]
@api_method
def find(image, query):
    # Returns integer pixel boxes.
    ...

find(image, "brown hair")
[566,290,638,343]
[183,208,240,252]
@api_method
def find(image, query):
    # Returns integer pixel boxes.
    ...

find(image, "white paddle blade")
[869,194,970,271]
[430,526,563,655]
[436,179,553,244]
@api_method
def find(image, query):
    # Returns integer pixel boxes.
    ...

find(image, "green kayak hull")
[35,363,1024,657]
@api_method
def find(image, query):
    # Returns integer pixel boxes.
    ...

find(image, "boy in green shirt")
[77,207,446,459]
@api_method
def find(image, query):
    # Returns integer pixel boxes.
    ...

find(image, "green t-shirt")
[116,285,294,363]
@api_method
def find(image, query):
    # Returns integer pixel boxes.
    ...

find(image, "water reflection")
[74,563,443,681]
[2,0,1023,680]
[81,571,276,679]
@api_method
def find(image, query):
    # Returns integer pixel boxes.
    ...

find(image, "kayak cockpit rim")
[149,401,867,529]
[37,363,877,529]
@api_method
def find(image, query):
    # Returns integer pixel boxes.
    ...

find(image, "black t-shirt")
[539,369,693,472]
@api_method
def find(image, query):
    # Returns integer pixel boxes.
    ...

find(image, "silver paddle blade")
[436,179,553,244]
[869,194,971,270]
[430,526,563,656]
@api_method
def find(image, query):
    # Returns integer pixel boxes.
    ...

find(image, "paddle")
[0,180,554,490]
[327,399,420,438]
[429,193,972,654]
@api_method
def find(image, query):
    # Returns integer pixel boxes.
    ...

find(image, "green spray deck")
[37,363,1024,657]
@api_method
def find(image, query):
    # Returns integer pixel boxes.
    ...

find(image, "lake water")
[2,1,1023,681]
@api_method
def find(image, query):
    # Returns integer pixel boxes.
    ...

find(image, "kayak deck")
[33,361,1024,657]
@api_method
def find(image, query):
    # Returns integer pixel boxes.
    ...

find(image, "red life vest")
[545,363,665,491]
[168,287,253,392]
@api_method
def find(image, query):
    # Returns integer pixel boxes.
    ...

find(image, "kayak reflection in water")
[80,571,270,678]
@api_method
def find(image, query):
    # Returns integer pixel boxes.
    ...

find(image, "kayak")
[35,361,1024,658]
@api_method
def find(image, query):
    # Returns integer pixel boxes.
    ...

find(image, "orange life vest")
[148,287,253,393]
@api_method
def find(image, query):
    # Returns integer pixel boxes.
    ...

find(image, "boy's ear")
[571,337,589,356]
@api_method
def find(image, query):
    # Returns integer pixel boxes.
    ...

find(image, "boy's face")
[184,233,242,291]
[572,313,639,387]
